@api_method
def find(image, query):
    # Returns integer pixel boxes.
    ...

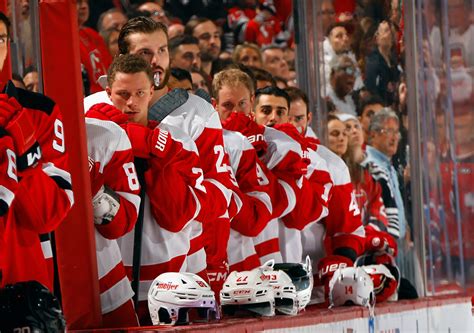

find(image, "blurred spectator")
[97,7,127,33]
[283,46,295,70]
[364,20,401,106]
[185,18,221,75]
[318,0,336,39]
[232,43,263,68]
[167,23,184,39]
[138,2,170,26]
[18,0,33,66]
[274,76,288,89]
[249,66,276,89]
[356,94,385,145]
[327,55,357,115]
[77,0,113,95]
[100,27,120,57]
[190,68,210,94]
[169,35,201,72]
[447,0,473,68]
[11,72,26,89]
[168,67,193,91]
[365,108,405,240]
[262,45,290,80]
[23,65,39,92]
[327,114,348,157]
[323,22,364,93]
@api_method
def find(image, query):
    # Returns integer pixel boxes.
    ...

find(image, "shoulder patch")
[3,81,55,114]
[148,88,189,122]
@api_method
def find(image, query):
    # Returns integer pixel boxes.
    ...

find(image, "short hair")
[169,34,199,55]
[255,86,291,109]
[212,68,255,100]
[184,17,212,36]
[249,67,276,87]
[329,54,355,75]
[118,16,167,55]
[326,21,348,37]
[261,44,283,54]
[285,87,309,108]
[232,43,262,64]
[368,107,399,133]
[107,54,154,87]
[0,12,10,38]
[357,94,385,117]
[170,67,192,83]
[97,8,126,32]
[23,65,37,76]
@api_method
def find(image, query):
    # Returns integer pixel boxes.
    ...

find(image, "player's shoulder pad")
[157,122,198,154]
[148,88,189,122]
[264,126,302,154]
[83,90,112,113]
[3,80,55,114]
[316,144,351,185]
[223,130,253,153]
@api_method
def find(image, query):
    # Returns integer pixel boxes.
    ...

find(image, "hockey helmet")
[148,272,218,325]
[0,280,66,333]
[329,267,375,308]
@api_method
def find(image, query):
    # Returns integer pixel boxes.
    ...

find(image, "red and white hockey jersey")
[0,135,17,218]
[253,126,303,264]
[0,84,73,290]
[302,144,365,268]
[223,129,273,272]
[117,121,205,301]
[85,117,140,314]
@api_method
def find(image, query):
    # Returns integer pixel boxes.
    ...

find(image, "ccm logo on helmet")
[155,129,169,152]
[208,271,227,282]
[319,262,348,278]
[157,282,178,290]
[233,289,251,295]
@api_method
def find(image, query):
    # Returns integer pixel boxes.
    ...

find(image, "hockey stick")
[147,88,189,122]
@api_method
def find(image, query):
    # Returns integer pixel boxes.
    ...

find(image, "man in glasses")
[364,108,405,252]
[327,55,357,115]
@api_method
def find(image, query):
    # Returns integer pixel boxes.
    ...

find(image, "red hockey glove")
[365,227,398,257]
[0,95,41,170]
[124,123,183,166]
[305,136,320,151]
[274,123,311,175]
[318,255,354,297]
[86,103,128,125]
[222,112,268,156]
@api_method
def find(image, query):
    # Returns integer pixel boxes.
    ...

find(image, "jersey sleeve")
[0,135,18,218]
[96,129,141,240]
[145,125,205,233]
[365,170,389,231]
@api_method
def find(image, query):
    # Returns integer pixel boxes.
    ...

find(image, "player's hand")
[92,185,120,225]
[0,94,22,128]
[86,103,128,125]
[222,112,268,156]
[318,255,353,298]
[274,123,311,172]
[365,228,398,257]
[124,123,183,165]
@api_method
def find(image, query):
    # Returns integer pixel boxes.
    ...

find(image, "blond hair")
[212,68,255,100]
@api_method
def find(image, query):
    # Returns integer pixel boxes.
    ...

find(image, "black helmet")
[0,281,66,333]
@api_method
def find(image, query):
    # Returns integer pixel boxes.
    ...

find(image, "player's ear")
[211,97,217,109]
[106,86,112,98]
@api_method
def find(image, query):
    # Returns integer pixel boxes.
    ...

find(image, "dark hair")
[184,17,212,36]
[118,16,167,55]
[255,86,291,109]
[169,34,199,55]
[23,65,37,76]
[249,67,276,87]
[107,54,154,87]
[0,12,10,38]
[285,87,309,109]
[97,8,126,32]
[11,73,24,85]
[357,94,385,117]
[326,21,348,37]
[170,67,192,83]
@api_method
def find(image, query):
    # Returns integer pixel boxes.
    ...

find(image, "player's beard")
[154,67,170,90]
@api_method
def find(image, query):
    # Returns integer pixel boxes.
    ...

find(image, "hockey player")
[84,17,238,295]
[284,86,366,303]
[84,112,140,326]
[212,68,289,273]
[0,12,73,291]
[86,54,207,324]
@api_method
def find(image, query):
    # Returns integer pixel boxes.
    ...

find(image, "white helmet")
[273,256,314,314]
[262,263,298,315]
[220,266,275,317]
[148,272,218,325]
[329,267,375,308]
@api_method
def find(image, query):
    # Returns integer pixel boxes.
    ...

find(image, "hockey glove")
[92,185,120,225]
[222,112,268,156]
[318,255,354,298]
[274,123,311,171]
[365,227,398,257]
[0,95,41,171]
[86,103,128,125]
